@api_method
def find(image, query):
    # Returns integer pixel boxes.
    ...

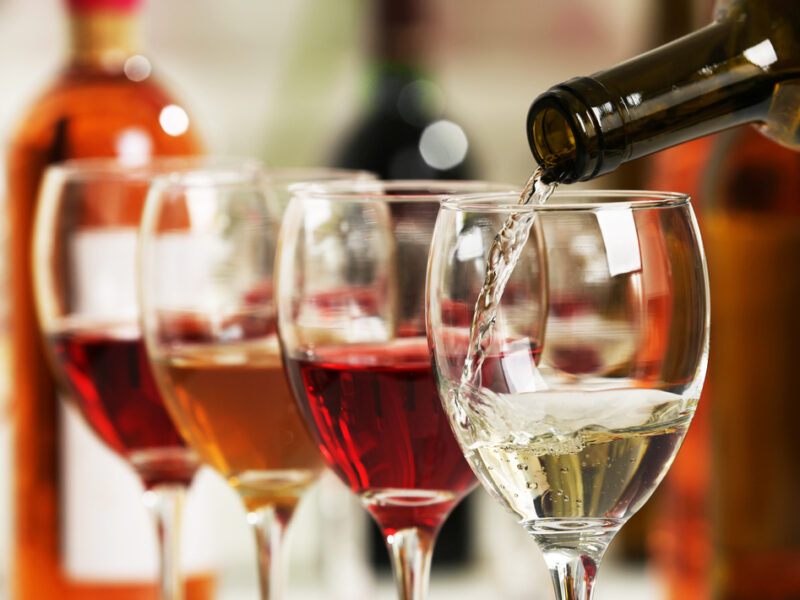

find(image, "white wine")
[461,167,554,388]
[428,187,708,599]
[463,388,695,536]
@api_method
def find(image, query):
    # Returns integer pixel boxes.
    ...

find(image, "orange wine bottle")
[702,127,800,600]
[5,0,209,598]
[650,127,800,600]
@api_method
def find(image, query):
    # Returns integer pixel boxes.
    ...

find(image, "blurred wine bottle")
[5,0,209,598]
[649,136,715,600]
[704,127,800,600]
[607,0,696,563]
[333,0,473,180]
[332,0,475,571]
[650,113,800,600]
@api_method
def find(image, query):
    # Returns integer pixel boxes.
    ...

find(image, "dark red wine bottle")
[332,0,478,569]
[333,0,474,181]
[334,0,475,570]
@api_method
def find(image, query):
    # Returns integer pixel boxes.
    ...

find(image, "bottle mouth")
[528,103,580,183]
[527,78,621,184]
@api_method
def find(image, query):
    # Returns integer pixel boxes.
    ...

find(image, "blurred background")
[0,0,796,599]
[0,0,657,183]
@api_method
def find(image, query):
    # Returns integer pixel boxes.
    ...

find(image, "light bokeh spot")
[419,120,469,171]
[159,104,190,137]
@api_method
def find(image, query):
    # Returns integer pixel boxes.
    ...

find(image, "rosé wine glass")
[139,167,374,600]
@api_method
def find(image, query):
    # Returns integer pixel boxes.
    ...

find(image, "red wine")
[50,325,196,488]
[284,338,476,535]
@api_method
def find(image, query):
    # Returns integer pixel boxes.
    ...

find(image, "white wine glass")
[426,190,709,600]
[138,167,373,600]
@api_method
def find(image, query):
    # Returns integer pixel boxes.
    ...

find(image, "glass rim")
[289,179,516,201]
[251,167,375,184]
[150,166,376,192]
[440,189,691,212]
[43,160,373,189]
[44,156,264,182]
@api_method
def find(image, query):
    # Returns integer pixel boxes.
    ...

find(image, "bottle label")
[62,402,155,580]
[62,403,219,580]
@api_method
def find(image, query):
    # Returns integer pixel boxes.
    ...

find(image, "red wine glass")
[32,157,260,600]
[275,180,512,600]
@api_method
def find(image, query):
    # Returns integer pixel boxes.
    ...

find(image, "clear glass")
[31,157,259,599]
[139,167,373,600]
[426,190,709,600]
[275,180,514,600]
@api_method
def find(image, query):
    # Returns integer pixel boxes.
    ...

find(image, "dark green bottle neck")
[368,61,430,108]
[528,1,791,183]
[366,0,431,110]
[372,0,426,61]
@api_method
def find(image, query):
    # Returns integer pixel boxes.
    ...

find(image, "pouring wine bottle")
[525,0,799,183]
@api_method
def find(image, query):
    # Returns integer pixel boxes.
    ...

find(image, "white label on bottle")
[62,400,219,580]
[62,400,157,580]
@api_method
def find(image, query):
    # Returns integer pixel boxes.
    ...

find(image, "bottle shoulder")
[720,0,800,68]
[725,1,800,147]
[9,68,200,157]
[334,114,475,180]
[334,62,475,179]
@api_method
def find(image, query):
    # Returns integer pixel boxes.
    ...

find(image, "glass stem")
[386,527,436,600]
[248,504,294,600]
[144,485,187,600]
[535,531,616,600]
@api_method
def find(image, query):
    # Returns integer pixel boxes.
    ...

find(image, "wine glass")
[275,180,515,600]
[426,189,709,599]
[32,157,260,599]
[138,167,373,600]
